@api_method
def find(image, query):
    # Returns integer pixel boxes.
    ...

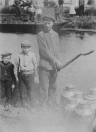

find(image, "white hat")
[62,84,75,99]
[75,100,95,116]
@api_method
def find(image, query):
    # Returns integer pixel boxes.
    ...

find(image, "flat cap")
[21,40,31,47]
[42,15,55,22]
[1,52,12,57]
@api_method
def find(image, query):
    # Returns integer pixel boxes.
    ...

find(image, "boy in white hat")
[36,5,42,22]
[0,52,15,109]
[14,40,38,109]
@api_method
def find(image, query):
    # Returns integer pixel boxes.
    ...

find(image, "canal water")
[0,32,96,132]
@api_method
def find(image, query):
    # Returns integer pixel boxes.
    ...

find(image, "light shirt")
[14,51,37,77]
[36,8,42,15]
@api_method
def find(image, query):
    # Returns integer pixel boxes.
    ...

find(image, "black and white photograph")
[0,0,96,132]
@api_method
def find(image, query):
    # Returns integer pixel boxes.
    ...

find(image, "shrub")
[62,7,70,16]
[0,5,27,15]
[87,0,94,5]
[63,16,96,29]
[48,1,56,7]
[85,8,96,16]
[43,0,56,7]
[43,0,48,7]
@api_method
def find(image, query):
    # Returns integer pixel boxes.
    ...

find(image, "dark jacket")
[37,29,60,70]
[0,61,16,83]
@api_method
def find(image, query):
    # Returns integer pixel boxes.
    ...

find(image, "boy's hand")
[12,84,15,91]
[12,84,15,89]
[34,76,39,83]
[34,72,39,83]
[54,59,62,69]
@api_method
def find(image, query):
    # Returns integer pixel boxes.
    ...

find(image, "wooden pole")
[57,50,94,71]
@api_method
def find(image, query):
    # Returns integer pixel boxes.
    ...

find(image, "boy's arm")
[56,33,60,60]
[0,64,6,81]
[0,65,2,81]
[11,64,16,84]
[32,53,37,75]
[14,55,20,82]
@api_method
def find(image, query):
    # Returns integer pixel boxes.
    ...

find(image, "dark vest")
[0,61,14,81]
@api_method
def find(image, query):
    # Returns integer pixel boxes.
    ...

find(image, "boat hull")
[0,22,66,34]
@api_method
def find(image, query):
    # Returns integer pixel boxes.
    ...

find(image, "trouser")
[55,13,61,20]
[37,14,42,22]
[30,12,36,21]
[18,73,35,107]
[15,6,22,17]
[39,67,57,104]
[79,5,84,16]
[0,80,12,105]
[59,5,63,16]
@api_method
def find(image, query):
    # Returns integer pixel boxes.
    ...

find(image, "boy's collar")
[44,29,53,34]
[22,51,29,55]
[2,61,9,65]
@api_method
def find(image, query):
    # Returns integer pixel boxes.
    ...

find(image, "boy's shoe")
[4,104,9,111]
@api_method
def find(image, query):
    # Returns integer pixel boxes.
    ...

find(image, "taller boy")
[37,15,62,105]
[14,40,37,108]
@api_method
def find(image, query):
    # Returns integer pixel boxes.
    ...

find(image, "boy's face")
[44,21,53,31]
[2,56,11,64]
[21,46,30,54]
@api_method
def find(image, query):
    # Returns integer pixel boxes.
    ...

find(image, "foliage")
[0,5,27,14]
[63,16,96,29]
[84,7,96,16]
[43,0,56,7]
[87,0,94,5]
